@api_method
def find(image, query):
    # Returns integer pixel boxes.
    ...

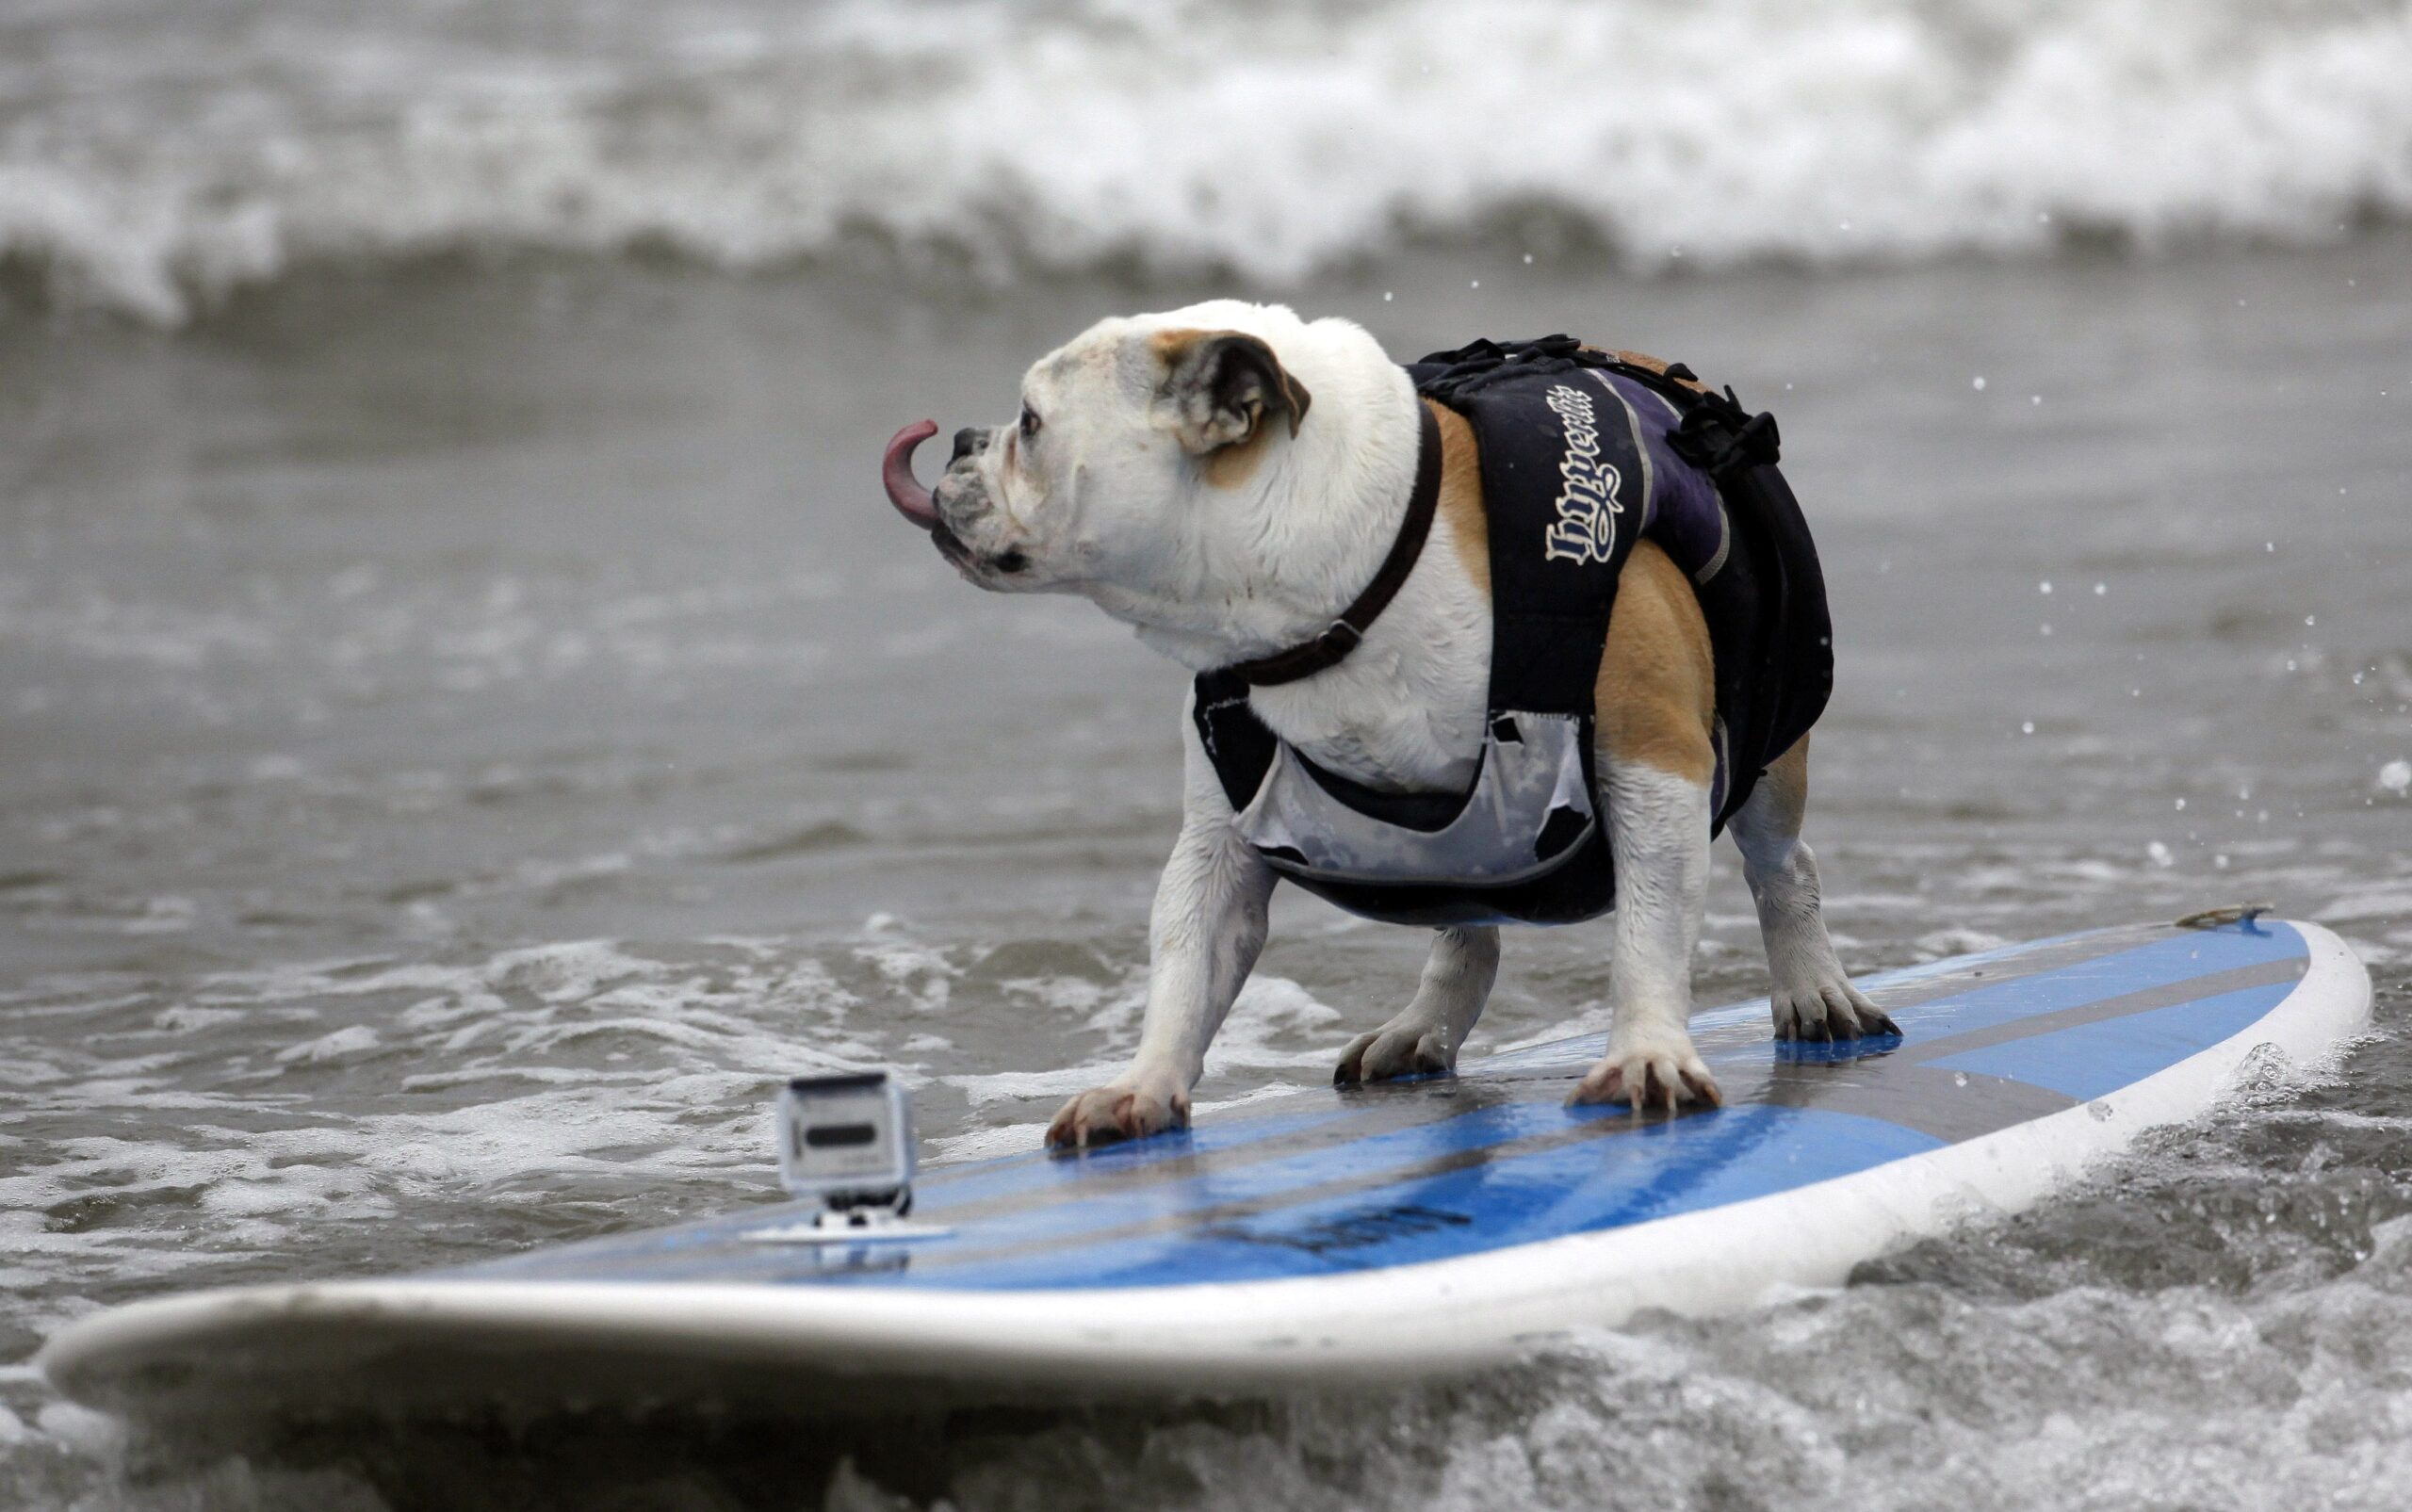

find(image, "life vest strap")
[1218,401,1444,688]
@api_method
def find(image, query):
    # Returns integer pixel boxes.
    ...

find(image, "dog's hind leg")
[1727,737,1897,1041]
[1333,926,1500,1085]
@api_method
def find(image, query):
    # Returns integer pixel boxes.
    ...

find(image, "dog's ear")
[1154,330,1312,455]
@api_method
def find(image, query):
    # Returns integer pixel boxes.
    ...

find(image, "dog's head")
[886,301,1397,648]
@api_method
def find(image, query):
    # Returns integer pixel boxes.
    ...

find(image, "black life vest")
[1192,336,1833,929]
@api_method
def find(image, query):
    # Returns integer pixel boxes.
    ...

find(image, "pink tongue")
[882,420,941,530]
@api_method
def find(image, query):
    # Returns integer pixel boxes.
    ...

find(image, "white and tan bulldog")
[881,301,1890,1150]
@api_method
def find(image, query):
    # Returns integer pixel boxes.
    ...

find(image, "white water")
[6,0,2412,320]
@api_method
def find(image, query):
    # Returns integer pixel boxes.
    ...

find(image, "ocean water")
[3,2,2412,1509]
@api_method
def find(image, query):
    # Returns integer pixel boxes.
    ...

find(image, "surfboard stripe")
[1479,920,2162,1071]
[910,1105,1361,1209]
[1754,1065,2076,1142]
[875,1109,1946,1289]
[922,1095,1512,1226]
[1897,956,2303,1065]
[1930,980,2300,1101]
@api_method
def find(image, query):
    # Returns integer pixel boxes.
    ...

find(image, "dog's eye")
[1019,403,1041,439]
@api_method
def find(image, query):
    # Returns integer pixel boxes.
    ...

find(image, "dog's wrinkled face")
[915,312,1312,627]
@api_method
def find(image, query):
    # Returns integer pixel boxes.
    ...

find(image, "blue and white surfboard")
[39,916,2371,1422]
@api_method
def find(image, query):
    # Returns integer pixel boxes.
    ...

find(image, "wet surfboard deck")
[40,917,2371,1423]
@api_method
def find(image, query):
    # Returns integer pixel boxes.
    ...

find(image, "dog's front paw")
[1332,1020,1456,1086]
[1570,1027,1721,1112]
[1770,971,1899,1042]
[1045,1080,1189,1151]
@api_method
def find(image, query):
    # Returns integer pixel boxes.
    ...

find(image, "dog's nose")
[950,427,990,464]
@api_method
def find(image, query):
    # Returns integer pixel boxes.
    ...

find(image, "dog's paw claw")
[1569,1036,1720,1113]
[1045,1082,1186,1152]
[1333,1024,1455,1087]
[1770,972,1893,1042]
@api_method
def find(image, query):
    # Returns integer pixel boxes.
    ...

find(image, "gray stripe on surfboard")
[923,1085,1519,1226]
[1892,955,2306,1067]
[896,947,2313,1272]
[920,922,2183,1214]
[1843,922,2187,1016]
[1746,1063,2078,1142]
[931,1061,2064,1234]
[1481,922,2179,1072]
[901,1098,1720,1276]
[888,1062,2046,1278]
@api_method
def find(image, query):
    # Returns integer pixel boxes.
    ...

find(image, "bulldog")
[881,301,1893,1150]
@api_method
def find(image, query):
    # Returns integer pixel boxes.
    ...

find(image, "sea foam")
[4,0,2409,321]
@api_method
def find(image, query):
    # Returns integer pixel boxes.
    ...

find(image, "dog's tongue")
[882,420,941,530]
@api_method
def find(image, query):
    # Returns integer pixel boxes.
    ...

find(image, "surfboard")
[39,914,2371,1423]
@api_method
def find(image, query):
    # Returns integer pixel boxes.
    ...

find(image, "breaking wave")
[6,0,2412,318]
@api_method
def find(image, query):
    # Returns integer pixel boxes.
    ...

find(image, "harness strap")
[1220,401,1444,688]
